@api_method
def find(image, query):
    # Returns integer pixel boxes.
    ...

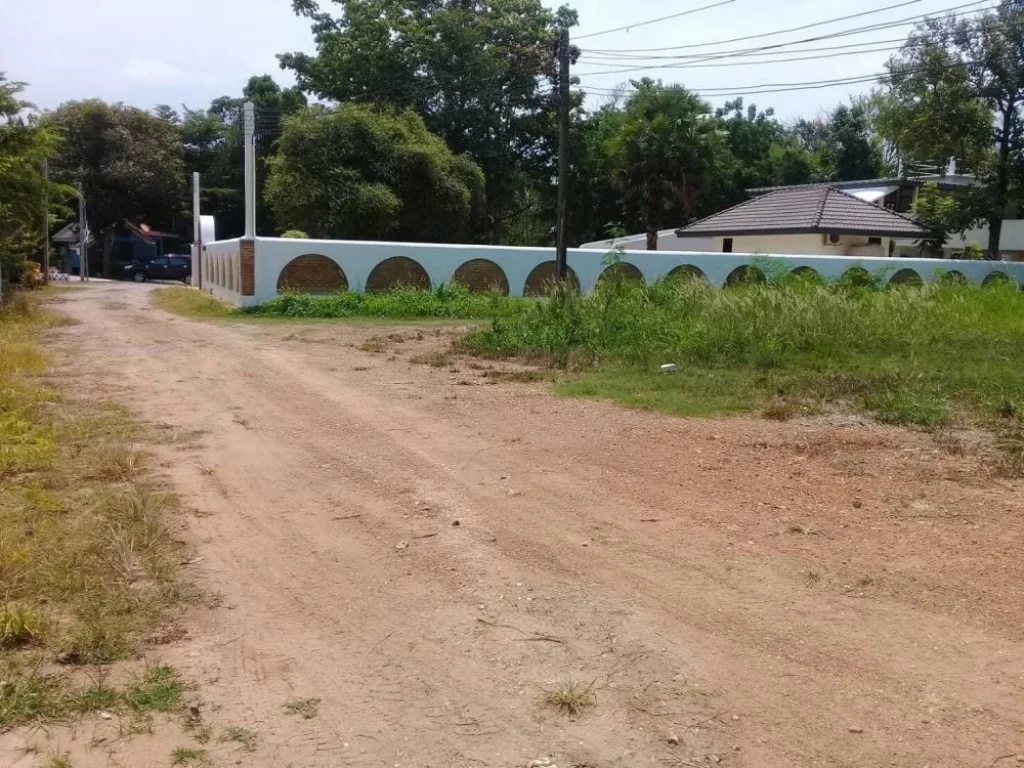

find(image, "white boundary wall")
[201,236,1024,308]
[202,239,243,305]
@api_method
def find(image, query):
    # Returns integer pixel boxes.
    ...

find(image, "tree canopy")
[45,100,185,275]
[265,104,485,242]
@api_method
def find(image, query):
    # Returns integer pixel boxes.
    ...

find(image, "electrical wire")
[580,0,990,53]
[574,0,737,41]
[574,63,961,98]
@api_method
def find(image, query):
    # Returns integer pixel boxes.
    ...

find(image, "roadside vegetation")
[461,274,1024,470]
[0,293,189,731]
[153,284,534,321]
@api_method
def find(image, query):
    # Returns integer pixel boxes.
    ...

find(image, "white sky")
[0,0,971,121]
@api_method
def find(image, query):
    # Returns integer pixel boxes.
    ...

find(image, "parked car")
[124,256,191,283]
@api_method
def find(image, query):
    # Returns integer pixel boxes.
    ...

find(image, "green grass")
[462,276,1024,453]
[245,283,534,320]
[151,287,237,318]
[0,291,190,731]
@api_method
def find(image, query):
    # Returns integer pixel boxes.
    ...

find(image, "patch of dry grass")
[541,679,596,718]
[0,293,190,729]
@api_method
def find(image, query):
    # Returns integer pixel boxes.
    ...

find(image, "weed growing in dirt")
[282,697,320,719]
[125,666,185,715]
[541,679,596,718]
[219,725,258,751]
[47,756,71,768]
[170,747,209,766]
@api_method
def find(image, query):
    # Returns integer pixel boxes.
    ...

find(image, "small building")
[580,228,713,253]
[674,186,927,257]
[747,175,1024,260]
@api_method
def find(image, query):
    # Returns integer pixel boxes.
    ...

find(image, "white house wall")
[199,236,1024,307]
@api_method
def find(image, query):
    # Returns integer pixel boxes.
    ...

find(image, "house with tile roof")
[674,186,929,259]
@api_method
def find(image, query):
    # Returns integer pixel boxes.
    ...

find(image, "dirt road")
[11,281,1024,767]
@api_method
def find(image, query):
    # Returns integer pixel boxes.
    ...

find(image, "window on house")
[868,237,882,245]
[722,238,734,253]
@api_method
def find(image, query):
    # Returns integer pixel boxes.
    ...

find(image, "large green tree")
[954,0,1024,257]
[0,74,73,288]
[45,101,185,276]
[280,0,576,243]
[265,104,485,242]
[876,17,992,175]
[608,81,727,250]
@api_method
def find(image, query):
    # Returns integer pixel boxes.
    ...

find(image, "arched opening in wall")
[597,262,644,286]
[232,259,239,291]
[939,270,967,286]
[725,265,766,287]
[665,265,707,284]
[452,259,510,294]
[982,271,1010,286]
[523,261,580,296]
[890,268,923,286]
[214,256,221,287]
[366,257,431,292]
[837,266,874,288]
[277,254,349,293]
[790,266,823,284]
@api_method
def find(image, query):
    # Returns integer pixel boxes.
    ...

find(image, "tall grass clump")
[245,283,534,320]
[463,274,1024,429]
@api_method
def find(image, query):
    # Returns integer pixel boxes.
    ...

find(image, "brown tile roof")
[676,186,927,239]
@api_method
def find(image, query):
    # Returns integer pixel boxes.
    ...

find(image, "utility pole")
[42,159,50,285]
[243,101,256,239]
[192,172,202,288]
[555,27,570,281]
[77,184,88,282]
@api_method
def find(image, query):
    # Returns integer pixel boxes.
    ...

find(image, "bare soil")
[5,281,1024,768]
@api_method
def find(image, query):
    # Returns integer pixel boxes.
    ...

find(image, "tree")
[180,75,307,239]
[954,0,1024,258]
[913,181,968,256]
[0,74,73,288]
[792,102,889,181]
[608,81,726,250]
[877,17,992,175]
[715,98,815,205]
[279,0,576,243]
[265,104,485,242]
[45,101,185,276]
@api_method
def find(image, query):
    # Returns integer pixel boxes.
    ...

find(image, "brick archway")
[665,265,707,283]
[523,261,580,296]
[597,262,644,285]
[725,265,766,287]
[890,268,922,286]
[366,257,431,292]
[277,254,348,293]
[452,259,510,294]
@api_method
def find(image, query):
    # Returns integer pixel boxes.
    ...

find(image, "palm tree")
[609,80,724,250]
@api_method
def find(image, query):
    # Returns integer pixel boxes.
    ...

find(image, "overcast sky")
[0,0,969,121]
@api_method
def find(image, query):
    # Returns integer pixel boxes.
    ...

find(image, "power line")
[578,36,915,61]
[574,0,737,41]
[580,0,990,53]
[575,63,957,99]
[576,44,909,76]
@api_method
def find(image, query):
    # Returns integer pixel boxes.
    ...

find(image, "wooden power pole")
[555,27,570,280]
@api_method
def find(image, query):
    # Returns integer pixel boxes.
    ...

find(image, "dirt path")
[8,281,1024,768]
